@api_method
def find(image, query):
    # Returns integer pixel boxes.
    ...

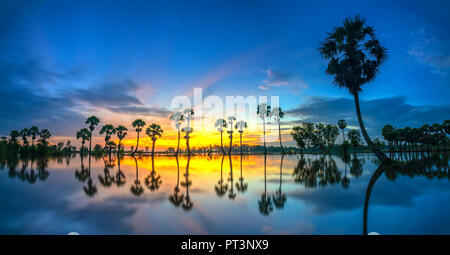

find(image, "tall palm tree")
[170,112,184,156]
[272,107,285,153]
[227,116,236,155]
[382,124,395,155]
[39,129,51,146]
[20,128,30,146]
[99,124,116,152]
[85,116,100,155]
[257,103,271,154]
[182,109,194,156]
[29,126,40,146]
[235,120,248,154]
[76,128,91,154]
[337,119,347,143]
[131,119,146,155]
[146,123,163,156]
[115,125,128,153]
[319,15,389,162]
[214,118,227,154]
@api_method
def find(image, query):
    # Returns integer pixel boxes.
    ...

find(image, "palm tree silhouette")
[75,154,89,182]
[272,107,285,153]
[132,119,146,155]
[170,112,185,156]
[227,116,236,155]
[146,123,163,156]
[85,116,100,155]
[337,119,347,143]
[236,154,248,193]
[215,118,227,154]
[235,120,248,154]
[257,103,271,154]
[215,155,228,197]
[272,154,287,209]
[115,125,128,153]
[39,129,51,146]
[182,109,194,156]
[100,124,116,153]
[181,156,193,211]
[29,126,40,146]
[169,156,184,207]
[130,156,144,196]
[319,15,389,162]
[20,128,29,146]
[76,128,90,155]
[258,155,273,216]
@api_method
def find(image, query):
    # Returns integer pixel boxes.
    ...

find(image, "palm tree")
[29,126,40,146]
[214,118,227,154]
[272,107,285,153]
[182,109,194,156]
[85,116,100,155]
[131,119,146,155]
[20,128,30,146]
[76,128,91,155]
[146,123,163,156]
[115,125,128,153]
[382,124,395,155]
[99,124,116,153]
[257,103,271,154]
[39,129,51,146]
[170,112,184,156]
[115,156,126,187]
[227,116,236,155]
[9,130,20,144]
[319,15,389,162]
[347,129,362,152]
[337,119,347,143]
[235,120,248,154]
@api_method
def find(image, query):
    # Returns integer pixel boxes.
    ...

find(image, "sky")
[1,0,449,148]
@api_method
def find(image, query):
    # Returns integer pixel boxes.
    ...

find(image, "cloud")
[258,68,308,91]
[407,25,450,75]
[286,96,450,137]
[108,105,171,117]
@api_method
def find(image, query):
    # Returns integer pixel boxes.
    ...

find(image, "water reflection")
[0,152,449,234]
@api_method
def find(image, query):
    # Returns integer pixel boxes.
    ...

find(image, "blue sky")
[1,0,449,142]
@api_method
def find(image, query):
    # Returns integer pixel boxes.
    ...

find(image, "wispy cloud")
[258,68,308,92]
[407,25,450,75]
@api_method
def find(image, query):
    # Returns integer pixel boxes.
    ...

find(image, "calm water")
[0,153,449,235]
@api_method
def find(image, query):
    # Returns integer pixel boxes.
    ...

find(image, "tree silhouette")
[85,116,100,155]
[337,119,347,143]
[272,107,285,153]
[215,118,227,154]
[257,103,271,154]
[76,128,91,155]
[215,156,228,197]
[132,119,146,155]
[130,156,144,196]
[169,156,184,207]
[236,154,248,193]
[146,123,163,156]
[319,15,389,162]
[272,154,287,209]
[116,125,128,153]
[258,155,273,216]
[170,112,185,156]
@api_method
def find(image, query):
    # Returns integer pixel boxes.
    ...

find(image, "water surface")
[0,153,449,234]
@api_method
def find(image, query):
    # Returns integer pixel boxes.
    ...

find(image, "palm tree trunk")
[263,117,266,154]
[220,131,224,154]
[240,132,243,155]
[278,121,283,154]
[353,93,389,162]
[176,131,180,156]
[134,132,140,155]
[229,131,233,155]
[152,139,155,156]
[89,133,92,155]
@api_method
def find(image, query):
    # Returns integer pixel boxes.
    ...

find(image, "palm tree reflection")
[181,156,193,211]
[169,156,184,207]
[227,155,236,200]
[83,154,97,197]
[130,156,144,196]
[215,155,228,197]
[98,157,115,187]
[115,155,126,187]
[258,155,273,216]
[236,154,248,193]
[145,155,162,191]
[272,154,286,209]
